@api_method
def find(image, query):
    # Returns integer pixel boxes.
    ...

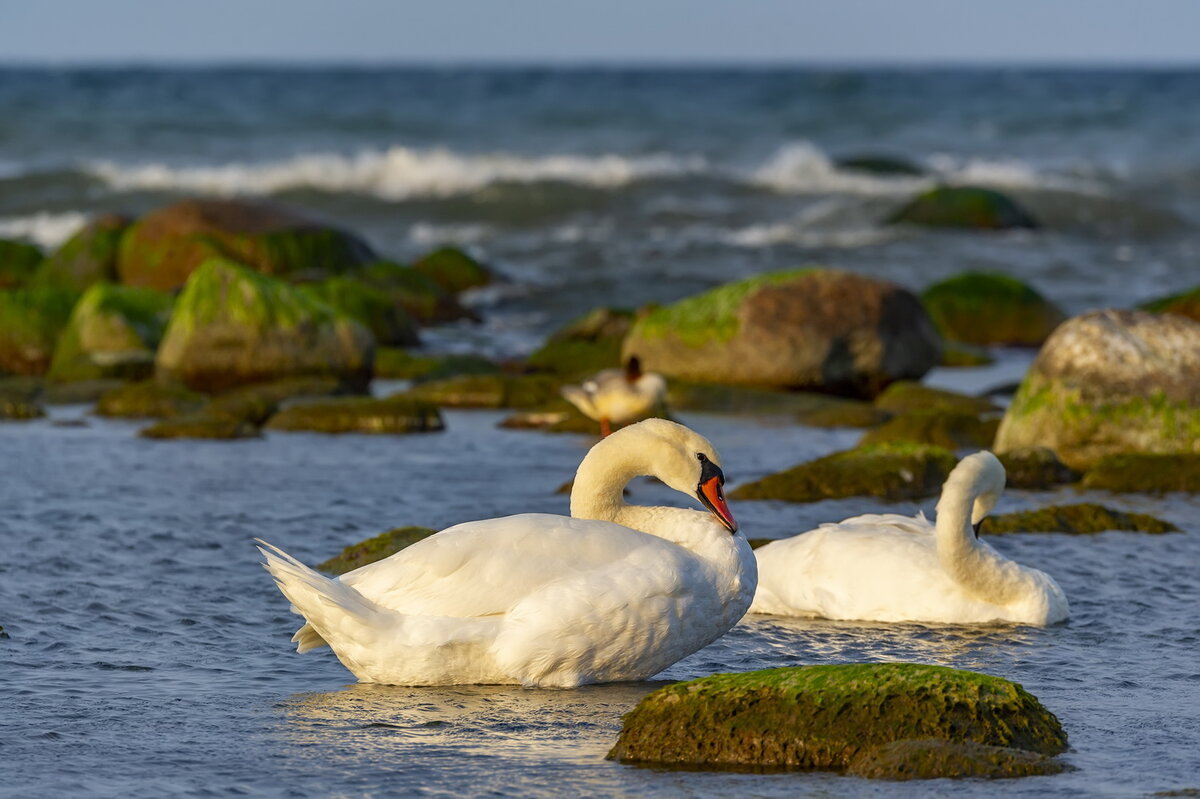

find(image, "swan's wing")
[561,384,599,418]
[822,511,932,536]
[339,513,667,618]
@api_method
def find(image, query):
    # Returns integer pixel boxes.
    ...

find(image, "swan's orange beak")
[696,455,737,533]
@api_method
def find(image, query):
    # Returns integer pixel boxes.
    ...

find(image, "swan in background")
[561,356,668,437]
[749,451,1068,626]
[259,419,756,687]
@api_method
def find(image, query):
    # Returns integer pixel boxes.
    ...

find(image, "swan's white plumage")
[750,452,1069,626]
[260,419,755,687]
[561,361,667,433]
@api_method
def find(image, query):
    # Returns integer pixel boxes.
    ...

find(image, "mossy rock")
[299,276,420,347]
[206,377,347,425]
[846,739,1070,780]
[139,413,261,440]
[0,396,45,420]
[1082,453,1200,493]
[979,503,1178,535]
[0,288,80,376]
[526,307,634,377]
[317,526,438,575]
[265,395,444,434]
[834,154,926,176]
[874,380,1000,415]
[359,261,475,324]
[608,663,1066,770]
[941,342,996,367]
[411,247,493,295]
[623,268,941,397]
[117,199,376,291]
[401,373,562,409]
[1140,285,1200,324]
[43,378,127,405]
[0,239,45,289]
[670,382,878,416]
[156,258,374,392]
[374,348,501,380]
[887,186,1039,230]
[859,410,1000,450]
[795,399,892,429]
[921,272,1065,347]
[731,443,957,503]
[95,380,206,419]
[32,214,129,291]
[996,447,1081,489]
[47,283,174,382]
[994,310,1200,470]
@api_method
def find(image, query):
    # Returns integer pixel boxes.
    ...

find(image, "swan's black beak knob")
[696,455,737,534]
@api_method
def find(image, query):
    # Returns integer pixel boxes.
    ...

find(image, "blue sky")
[2,0,1197,64]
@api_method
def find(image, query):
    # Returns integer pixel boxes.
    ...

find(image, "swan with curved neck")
[750,451,1068,626]
[259,419,756,686]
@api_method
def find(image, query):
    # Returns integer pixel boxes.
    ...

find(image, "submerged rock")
[47,283,174,382]
[887,186,1039,230]
[731,443,957,503]
[0,288,80,376]
[846,739,1070,781]
[264,395,444,434]
[299,277,420,347]
[95,380,206,419]
[979,503,1178,535]
[374,348,501,380]
[139,413,261,440]
[835,154,926,176]
[33,214,129,291]
[1082,453,1200,493]
[526,307,634,377]
[117,199,375,291]
[920,272,1066,347]
[317,526,438,575]
[622,269,941,397]
[401,374,562,409]
[994,309,1200,470]
[156,258,374,392]
[794,399,892,429]
[873,380,1000,416]
[859,410,999,450]
[1140,285,1200,324]
[411,246,493,295]
[608,663,1067,771]
[996,447,1081,489]
[0,239,44,289]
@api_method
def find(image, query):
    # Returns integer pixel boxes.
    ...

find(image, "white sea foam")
[87,146,709,199]
[748,141,929,196]
[0,211,89,249]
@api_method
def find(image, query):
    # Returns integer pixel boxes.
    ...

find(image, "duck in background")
[561,356,668,437]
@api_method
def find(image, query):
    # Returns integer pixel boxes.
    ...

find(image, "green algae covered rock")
[265,395,444,435]
[921,272,1066,347]
[411,246,493,295]
[835,154,926,176]
[668,382,852,416]
[996,447,1081,489]
[374,348,501,380]
[874,380,1000,415]
[526,307,634,377]
[95,380,206,419]
[979,502,1178,535]
[317,526,438,575]
[0,239,44,289]
[794,399,892,429]
[300,276,420,347]
[846,739,1070,781]
[156,258,374,392]
[994,309,1200,470]
[0,395,45,420]
[117,199,376,291]
[731,443,957,503]
[33,214,129,291]
[622,269,941,397]
[139,413,261,440]
[401,373,562,409]
[859,410,1000,450]
[887,186,1039,230]
[0,288,80,376]
[1140,285,1200,324]
[360,260,475,324]
[940,342,996,367]
[608,663,1067,771]
[47,283,174,382]
[1082,453,1200,493]
[206,376,347,423]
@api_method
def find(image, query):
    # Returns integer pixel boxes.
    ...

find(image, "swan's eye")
[696,453,708,463]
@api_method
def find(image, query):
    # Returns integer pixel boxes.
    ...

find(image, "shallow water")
[2,402,1198,798]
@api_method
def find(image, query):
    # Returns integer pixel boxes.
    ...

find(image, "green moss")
[300,276,420,347]
[996,448,1080,489]
[846,739,1071,780]
[400,374,562,409]
[874,380,999,415]
[608,663,1066,770]
[374,348,500,380]
[1082,453,1200,493]
[0,288,80,375]
[170,258,338,335]
[859,410,1000,450]
[360,260,473,323]
[139,413,261,440]
[317,526,437,575]
[411,246,492,294]
[669,382,845,415]
[940,342,996,367]
[629,268,816,348]
[1139,285,1200,323]
[920,272,1065,346]
[95,380,206,419]
[47,283,174,382]
[33,214,128,291]
[526,308,635,377]
[0,239,44,289]
[731,443,958,503]
[265,396,444,434]
[795,399,892,428]
[980,503,1178,535]
[887,186,1039,230]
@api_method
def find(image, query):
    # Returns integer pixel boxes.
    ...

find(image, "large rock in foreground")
[622,269,941,397]
[117,199,376,291]
[608,664,1067,773]
[994,309,1200,470]
[846,739,1070,780]
[156,258,374,392]
[47,283,174,382]
[921,272,1066,347]
[887,186,1039,230]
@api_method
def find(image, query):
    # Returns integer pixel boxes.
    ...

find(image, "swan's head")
[598,418,738,533]
[943,451,1007,533]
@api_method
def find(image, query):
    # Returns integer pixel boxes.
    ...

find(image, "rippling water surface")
[2,402,1198,798]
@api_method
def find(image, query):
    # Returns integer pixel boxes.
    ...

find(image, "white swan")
[749,451,1068,626]
[258,419,756,687]
[561,356,668,437]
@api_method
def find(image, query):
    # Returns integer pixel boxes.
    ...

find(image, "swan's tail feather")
[561,385,598,419]
[257,538,385,655]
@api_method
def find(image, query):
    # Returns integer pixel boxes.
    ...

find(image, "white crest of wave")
[749,141,927,196]
[0,211,89,249]
[88,146,708,198]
